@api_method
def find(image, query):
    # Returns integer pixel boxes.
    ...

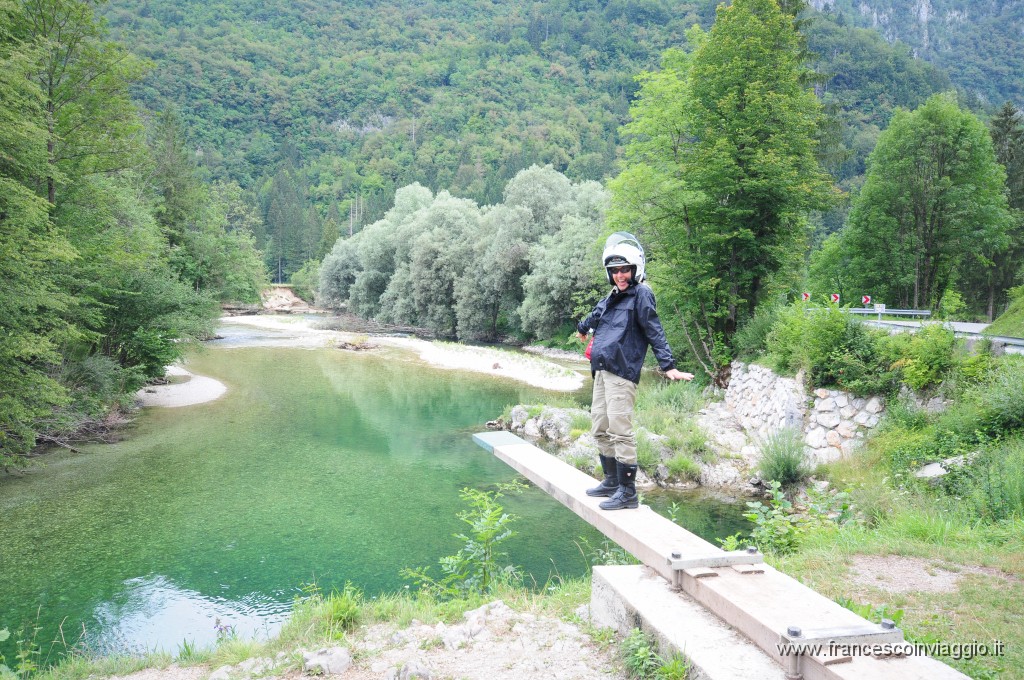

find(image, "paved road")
[863,318,1024,354]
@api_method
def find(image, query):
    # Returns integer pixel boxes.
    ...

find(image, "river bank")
[133,314,588,410]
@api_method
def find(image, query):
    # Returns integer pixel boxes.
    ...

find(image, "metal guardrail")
[846,308,931,318]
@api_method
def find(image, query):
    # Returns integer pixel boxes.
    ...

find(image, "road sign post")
[801,292,810,301]
[862,295,872,305]
[831,293,840,304]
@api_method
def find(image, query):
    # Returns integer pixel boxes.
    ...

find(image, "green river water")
[0,324,748,658]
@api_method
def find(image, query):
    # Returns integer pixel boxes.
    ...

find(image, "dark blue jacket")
[577,283,676,384]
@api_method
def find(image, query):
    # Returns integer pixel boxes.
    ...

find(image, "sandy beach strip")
[218,314,585,391]
[135,365,227,408]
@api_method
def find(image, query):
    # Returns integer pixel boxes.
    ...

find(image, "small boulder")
[301,647,352,675]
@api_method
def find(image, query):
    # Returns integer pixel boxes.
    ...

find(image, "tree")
[17,0,146,204]
[150,108,205,247]
[842,93,1012,313]
[979,101,1024,317]
[0,0,76,461]
[612,0,836,381]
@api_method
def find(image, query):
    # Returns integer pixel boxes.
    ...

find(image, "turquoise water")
[0,334,748,658]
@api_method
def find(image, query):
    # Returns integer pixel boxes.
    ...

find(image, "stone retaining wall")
[726,362,885,463]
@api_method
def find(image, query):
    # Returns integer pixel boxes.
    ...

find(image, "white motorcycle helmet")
[602,231,645,285]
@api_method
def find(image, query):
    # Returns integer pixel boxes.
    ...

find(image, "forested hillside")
[101,0,961,280]
[811,0,1024,107]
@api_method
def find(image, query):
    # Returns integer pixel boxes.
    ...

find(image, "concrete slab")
[591,565,786,680]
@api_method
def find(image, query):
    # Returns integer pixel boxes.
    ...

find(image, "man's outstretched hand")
[664,368,694,381]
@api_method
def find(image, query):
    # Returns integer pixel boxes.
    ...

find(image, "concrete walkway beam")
[473,431,967,680]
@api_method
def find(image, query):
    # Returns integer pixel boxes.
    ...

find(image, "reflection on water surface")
[0,322,747,656]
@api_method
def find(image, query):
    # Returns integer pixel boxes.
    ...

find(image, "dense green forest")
[100,0,960,281]
[4,0,1024,462]
[0,0,267,467]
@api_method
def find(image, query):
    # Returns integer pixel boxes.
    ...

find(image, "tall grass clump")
[757,428,810,487]
[636,379,703,415]
[665,453,701,482]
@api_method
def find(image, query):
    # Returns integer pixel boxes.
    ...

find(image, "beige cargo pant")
[590,370,638,465]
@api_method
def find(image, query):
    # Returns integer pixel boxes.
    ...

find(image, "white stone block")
[840,405,857,419]
[826,430,843,447]
[816,397,836,412]
[805,426,827,449]
[865,397,884,414]
[836,421,856,438]
[835,394,849,408]
[817,411,842,429]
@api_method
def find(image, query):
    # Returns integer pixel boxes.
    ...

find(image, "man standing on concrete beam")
[576,232,693,510]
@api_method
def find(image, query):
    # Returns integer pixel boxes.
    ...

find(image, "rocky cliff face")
[808,0,1023,105]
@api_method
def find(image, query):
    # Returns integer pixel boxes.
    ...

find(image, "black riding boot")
[586,455,618,497]
[599,462,639,510]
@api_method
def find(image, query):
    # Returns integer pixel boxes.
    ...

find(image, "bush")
[881,324,957,391]
[757,428,810,487]
[743,481,805,555]
[635,380,704,415]
[766,303,892,394]
[401,481,525,598]
[733,303,781,359]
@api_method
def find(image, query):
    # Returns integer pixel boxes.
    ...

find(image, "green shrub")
[744,481,805,555]
[765,303,896,395]
[733,303,781,359]
[757,428,810,487]
[937,288,966,320]
[401,481,525,598]
[655,654,691,680]
[636,380,704,415]
[884,324,957,391]
[973,360,1024,435]
[570,412,592,432]
[664,421,712,461]
[325,584,361,631]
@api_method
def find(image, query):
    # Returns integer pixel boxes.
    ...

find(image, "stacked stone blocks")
[726,362,885,464]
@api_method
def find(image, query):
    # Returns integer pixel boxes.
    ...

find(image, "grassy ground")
[772,438,1024,680]
[984,287,1024,337]
[7,578,613,680]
